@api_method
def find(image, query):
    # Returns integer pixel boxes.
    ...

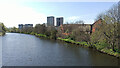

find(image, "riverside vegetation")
[8,2,120,58]
[0,23,6,36]
[8,24,120,58]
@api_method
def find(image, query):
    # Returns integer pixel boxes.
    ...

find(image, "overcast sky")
[0,0,119,28]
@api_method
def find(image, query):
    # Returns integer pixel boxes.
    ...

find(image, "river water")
[1,33,118,66]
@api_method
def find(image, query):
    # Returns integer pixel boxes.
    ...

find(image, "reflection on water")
[2,33,118,66]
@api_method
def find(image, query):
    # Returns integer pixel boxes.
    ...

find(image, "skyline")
[0,0,118,28]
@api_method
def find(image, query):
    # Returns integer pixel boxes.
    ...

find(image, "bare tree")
[91,2,120,52]
[75,20,84,24]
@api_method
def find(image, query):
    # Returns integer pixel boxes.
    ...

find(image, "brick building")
[91,19,102,33]
[57,24,92,36]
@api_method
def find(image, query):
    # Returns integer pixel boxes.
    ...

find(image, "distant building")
[47,16,54,26]
[57,24,92,37]
[24,24,33,28]
[18,24,23,29]
[18,24,33,29]
[56,17,63,26]
[91,19,102,33]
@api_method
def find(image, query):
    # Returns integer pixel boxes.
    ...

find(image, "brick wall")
[92,19,102,33]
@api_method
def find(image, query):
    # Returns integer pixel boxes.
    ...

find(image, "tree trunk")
[112,42,115,52]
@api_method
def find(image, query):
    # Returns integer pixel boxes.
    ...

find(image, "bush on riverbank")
[101,48,120,57]
[35,33,47,38]
[0,23,6,36]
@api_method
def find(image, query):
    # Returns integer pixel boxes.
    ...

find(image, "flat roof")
[56,17,63,18]
[47,16,54,18]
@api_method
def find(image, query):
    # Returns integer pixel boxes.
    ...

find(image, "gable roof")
[92,19,102,26]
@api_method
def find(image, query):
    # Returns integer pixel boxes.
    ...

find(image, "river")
[1,33,119,66]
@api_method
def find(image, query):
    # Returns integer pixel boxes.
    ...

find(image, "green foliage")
[114,48,120,53]
[8,27,19,33]
[91,15,119,53]
[34,24,46,34]
[93,42,108,50]
[30,32,35,35]
[50,29,57,39]
[79,42,88,46]
[101,48,120,57]
[35,33,47,38]
[57,37,89,46]
[0,23,6,36]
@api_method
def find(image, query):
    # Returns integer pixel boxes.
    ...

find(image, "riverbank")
[57,37,120,58]
[0,32,5,36]
[0,33,2,36]
[19,32,120,58]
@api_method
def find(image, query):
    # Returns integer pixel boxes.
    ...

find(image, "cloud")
[67,16,81,20]
[0,1,47,28]
[66,16,94,24]
[66,16,81,22]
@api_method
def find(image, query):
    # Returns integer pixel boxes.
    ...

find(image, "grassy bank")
[34,33,48,38]
[57,37,89,46]
[29,32,49,38]
[57,37,120,58]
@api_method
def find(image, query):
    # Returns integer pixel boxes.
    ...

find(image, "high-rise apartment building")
[56,17,63,26]
[47,16,54,26]
[18,24,33,29]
